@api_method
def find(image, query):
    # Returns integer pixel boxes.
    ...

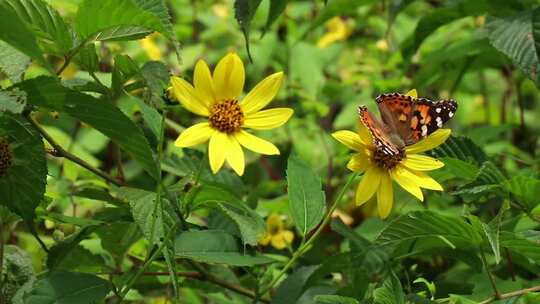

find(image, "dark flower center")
[0,137,13,177]
[373,149,404,170]
[209,99,244,133]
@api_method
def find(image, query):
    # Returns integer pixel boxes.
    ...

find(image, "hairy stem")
[27,116,122,186]
[479,284,540,304]
[480,247,501,300]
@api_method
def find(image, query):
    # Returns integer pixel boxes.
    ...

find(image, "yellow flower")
[139,33,162,60]
[259,214,294,250]
[317,17,352,48]
[171,53,293,176]
[332,90,450,219]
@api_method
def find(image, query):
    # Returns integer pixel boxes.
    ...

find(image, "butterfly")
[358,92,457,159]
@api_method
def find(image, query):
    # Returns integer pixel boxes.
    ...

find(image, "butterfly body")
[359,93,457,168]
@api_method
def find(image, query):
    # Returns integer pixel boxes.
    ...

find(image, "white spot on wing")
[421,125,428,136]
[448,111,454,117]
[436,108,442,113]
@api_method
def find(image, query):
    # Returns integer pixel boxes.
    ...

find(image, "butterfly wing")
[409,98,458,143]
[357,105,403,157]
[376,93,458,145]
[375,93,415,145]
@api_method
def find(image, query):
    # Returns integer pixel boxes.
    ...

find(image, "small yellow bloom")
[212,3,229,19]
[332,90,449,219]
[259,214,294,250]
[139,33,162,61]
[317,17,352,48]
[171,53,293,176]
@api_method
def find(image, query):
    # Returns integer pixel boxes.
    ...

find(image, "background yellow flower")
[259,214,294,250]
[317,17,353,48]
[171,53,293,176]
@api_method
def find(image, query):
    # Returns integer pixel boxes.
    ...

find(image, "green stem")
[479,284,540,304]
[260,173,357,295]
[28,116,122,186]
[56,41,89,76]
[480,247,501,300]
[117,242,165,301]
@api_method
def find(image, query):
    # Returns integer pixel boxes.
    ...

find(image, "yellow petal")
[377,173,393,219]
[390,166,424,201]
[259,233,271,246]
[406,129,451,154]
[355,166,382,206]
[401,154,444,171]
[243,108,293,130]
[282,230,294,244]
[174,122,215,147]
[332,130,367,152]
[346,153,370,173]
[235,130,279,155]
[266,214,284,231]
[357,121,372,145]
[208,132,227,174]
[194,59,215,108]
[271,235,287,250]
[405,89,418,98]
[241,72,284,114]
[213,53,244,101]
[409,169,444,191]
[225,135,245,176]
[170,76,209,116]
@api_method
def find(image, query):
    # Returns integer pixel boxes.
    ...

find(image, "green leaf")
[431,135,487,165]
[47,225,100,270]
[174,230,274,266]
[440,157,479,181]
[306,0,376,32]
[50,245,104,273]
[76,0,165,42]
[500,231,540,264]
[18,76,159,179]
[116,187,173,245]
[75,43,99,73]
[4,0,73,56]
[140,61,170,97]
[376,211,482,251]
[187,183,265,246]
[133,96,162,138]
[0,88,26,114]
[401,0,489,59]
[503,175,540,211]
[95,221,141,263]
[315,295,359,304]
[475,161,506,185]
[487,8,540,85]
[234,0,263,60]
[388,0,414,29]
[217,202,266,246]
[271,266,319,304]
[1,245,35,303]
[0,3,48,69]
[0,41,30,83]
[373,273,406,304]
[0,113,46,224]
[25,271,111,304]
[162,153,245,193]
[132,0,181,57]
[287,154,326,236]
[263,0,288,35]
[479,202,510,264]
